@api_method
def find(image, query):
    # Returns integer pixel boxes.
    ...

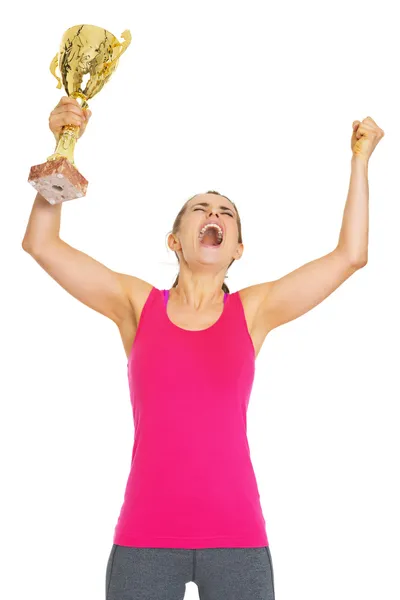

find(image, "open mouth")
[198,223,224,247]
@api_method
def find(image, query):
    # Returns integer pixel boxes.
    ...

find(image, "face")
[168,193,244,271]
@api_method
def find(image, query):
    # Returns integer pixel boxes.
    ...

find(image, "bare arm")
[22,192,151,325]
[22,97,152,325]
[242,117,384,335]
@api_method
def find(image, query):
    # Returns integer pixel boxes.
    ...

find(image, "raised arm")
[241,116,384,335]
[22,98,152,326]
[22,192,151,325]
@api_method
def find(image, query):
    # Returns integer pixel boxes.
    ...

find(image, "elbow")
[336,244,368,269]
[336,246,368,269]
[22,239,32,253]
[350,256,368,269]
[22,238,42,256]
[22,238,52,256]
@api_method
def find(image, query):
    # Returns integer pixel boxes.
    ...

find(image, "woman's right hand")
[49,96,92,143]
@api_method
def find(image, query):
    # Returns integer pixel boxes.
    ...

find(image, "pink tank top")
[113,286,268,548]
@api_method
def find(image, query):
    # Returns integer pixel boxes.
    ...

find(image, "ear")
[233,243,244,260]
[167,232,181,252]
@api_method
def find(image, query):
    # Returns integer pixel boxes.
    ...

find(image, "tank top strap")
[163,288,169,307]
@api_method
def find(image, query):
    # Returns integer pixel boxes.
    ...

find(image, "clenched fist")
[49,96,92,143]
[351,117,384,162]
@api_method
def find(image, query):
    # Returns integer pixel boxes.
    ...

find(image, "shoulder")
[237,282,275,333]
[118,274,156,328]
[237,282,274,314]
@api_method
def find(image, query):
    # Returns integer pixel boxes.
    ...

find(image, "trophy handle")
[101,29,132,78]
[116,29,132,59]
[50,53,62,89]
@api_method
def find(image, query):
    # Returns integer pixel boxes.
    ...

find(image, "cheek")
[225,221,238,243]
[183,216,201,240]
[179,227,197,250]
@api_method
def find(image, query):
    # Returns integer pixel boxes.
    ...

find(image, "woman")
[22,97,384,600]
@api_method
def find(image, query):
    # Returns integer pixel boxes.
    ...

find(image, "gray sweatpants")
[106,544,275,600]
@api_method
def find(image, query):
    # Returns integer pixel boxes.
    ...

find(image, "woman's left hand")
[351,116,384,161]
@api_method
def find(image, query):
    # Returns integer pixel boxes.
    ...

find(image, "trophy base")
[28,156,88,205]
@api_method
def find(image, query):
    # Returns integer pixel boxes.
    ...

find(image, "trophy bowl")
[28,24,131,205]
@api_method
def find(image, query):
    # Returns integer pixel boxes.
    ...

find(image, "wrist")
[351,153,369,173]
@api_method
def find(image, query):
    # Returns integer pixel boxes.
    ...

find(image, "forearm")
[22,192,62,252]
[337,155,369,265]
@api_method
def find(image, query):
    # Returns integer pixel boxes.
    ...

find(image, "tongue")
[200,229,220,246]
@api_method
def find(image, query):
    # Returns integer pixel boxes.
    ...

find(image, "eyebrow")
[192,202,236,214]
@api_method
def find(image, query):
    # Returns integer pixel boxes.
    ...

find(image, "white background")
[2,1,399,599]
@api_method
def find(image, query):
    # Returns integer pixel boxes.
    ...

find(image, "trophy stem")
[29,122,88,205]
[47,125,80,164]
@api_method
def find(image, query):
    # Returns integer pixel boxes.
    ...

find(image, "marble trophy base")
[28,156,88,205]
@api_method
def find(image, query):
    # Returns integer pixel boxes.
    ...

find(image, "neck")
[172,277,225,308]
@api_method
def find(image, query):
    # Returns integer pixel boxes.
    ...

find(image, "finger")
[51,112,84,129]
[355,127,366,139]
[78,124,87,138]
[52,102,84,116]
[57,96,82,109]
[51,105,85,120]
[363,116,378,126]
[357,124,382,139]
[352,120,361,129]
[54,109,84,124]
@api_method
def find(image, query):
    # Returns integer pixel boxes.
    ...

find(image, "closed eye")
[193,207,234,217]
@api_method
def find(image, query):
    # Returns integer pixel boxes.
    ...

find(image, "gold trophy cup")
[28,24,131,204]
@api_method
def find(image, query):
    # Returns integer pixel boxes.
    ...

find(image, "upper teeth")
[199,223,223,240]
